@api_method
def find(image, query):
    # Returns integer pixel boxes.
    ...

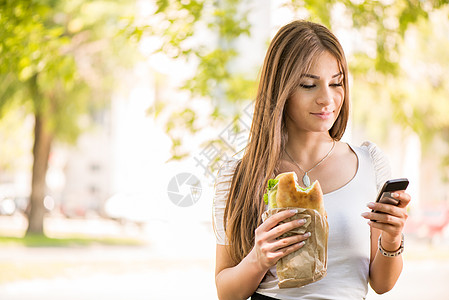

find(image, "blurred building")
[57,63,161,221]
[59,127,113,218]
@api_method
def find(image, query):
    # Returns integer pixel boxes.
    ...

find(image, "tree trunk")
[26,75,53,235]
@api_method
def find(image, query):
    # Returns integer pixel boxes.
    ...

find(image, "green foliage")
[183,48,238,98]
[146,0,206,58]
[288,0,449,179]
[0,105,32,171]
[165,107,200,160]
[131,0,256,160]
[210,0,251,41]
[302,0,333,27]
[0,0,139,233]
[0,0,138,143]
[289,0,444,76]
[166,108,198,134]
[129,0,449,181]
[352,5,449,155]
[225,74,257,103]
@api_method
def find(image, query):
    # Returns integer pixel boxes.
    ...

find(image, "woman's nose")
[316,86,332,105]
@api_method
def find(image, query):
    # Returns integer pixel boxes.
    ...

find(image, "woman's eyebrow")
[301,72,343,79]
[332,72,343,78]
[302,74,320,79]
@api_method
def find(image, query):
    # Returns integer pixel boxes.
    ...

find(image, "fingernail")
[290,209,298,214]
[297,218,306,225]
[367,221,372,226]
[305,232,311,237]
[391,193,399,198]
[367,202,375,209]
[298,241,306,246]
[361,212,369,217]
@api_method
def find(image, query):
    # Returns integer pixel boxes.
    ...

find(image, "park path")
[0,216,448,299]
[1,243,449,300]
[0,244,217,300]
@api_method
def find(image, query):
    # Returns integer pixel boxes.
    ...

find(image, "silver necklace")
[285,140,336,187]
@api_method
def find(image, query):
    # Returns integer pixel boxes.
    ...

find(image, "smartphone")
[371,178,409,218]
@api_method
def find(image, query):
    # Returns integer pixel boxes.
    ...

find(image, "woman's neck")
[284,132,335,170]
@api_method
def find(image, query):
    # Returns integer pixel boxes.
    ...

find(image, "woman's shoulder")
[348,140,390,168]
[214,158,241,188]
[358,141,388,161]
[213,158,240,246]
[217,158,240,177]
[356,141,391,190]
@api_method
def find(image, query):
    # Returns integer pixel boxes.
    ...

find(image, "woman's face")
[285,51,344,135]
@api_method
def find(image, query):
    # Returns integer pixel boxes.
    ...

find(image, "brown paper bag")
[262,207,329,288]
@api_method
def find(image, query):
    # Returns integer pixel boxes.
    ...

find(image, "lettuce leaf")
[267,179,279,190]
[263,179,279,205]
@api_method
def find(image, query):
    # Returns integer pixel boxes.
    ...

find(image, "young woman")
[213,20,411,300]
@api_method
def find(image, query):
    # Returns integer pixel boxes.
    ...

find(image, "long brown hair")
[223,20,350,264]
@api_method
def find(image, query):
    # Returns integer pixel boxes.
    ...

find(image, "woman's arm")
[215,245,269,300]
[368,227,403,294]
[362,191,411,294]
[215,209,310,300]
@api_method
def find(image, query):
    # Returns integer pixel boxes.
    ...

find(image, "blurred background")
[0,0,448,299]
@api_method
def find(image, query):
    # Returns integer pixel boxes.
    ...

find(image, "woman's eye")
[330,82,343,87]
[300,84,315,89]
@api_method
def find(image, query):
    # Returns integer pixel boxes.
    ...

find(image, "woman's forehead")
[306,51,342,76]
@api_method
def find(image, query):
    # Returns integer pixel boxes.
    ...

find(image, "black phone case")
[375,178,409,203]
[377,192,399,205]
[371,178,409,220]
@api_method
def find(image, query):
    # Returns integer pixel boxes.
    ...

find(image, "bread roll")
[274,172,326,217]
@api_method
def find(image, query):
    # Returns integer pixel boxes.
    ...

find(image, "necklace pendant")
[302,173,311,187]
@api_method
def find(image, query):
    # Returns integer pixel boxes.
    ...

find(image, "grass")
[0,234,146,247]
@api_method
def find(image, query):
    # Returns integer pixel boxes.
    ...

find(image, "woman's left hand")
[361,191,411,243]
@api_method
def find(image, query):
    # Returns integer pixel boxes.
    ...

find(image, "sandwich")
[263,172,326,217]
[262,171,328,288]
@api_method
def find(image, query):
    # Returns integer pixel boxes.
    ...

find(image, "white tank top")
[213,142,391,300]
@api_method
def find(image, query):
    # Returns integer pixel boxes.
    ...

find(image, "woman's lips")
[311,111,333,120]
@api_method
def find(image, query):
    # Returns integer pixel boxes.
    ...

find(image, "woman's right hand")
[252,209,310,271]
